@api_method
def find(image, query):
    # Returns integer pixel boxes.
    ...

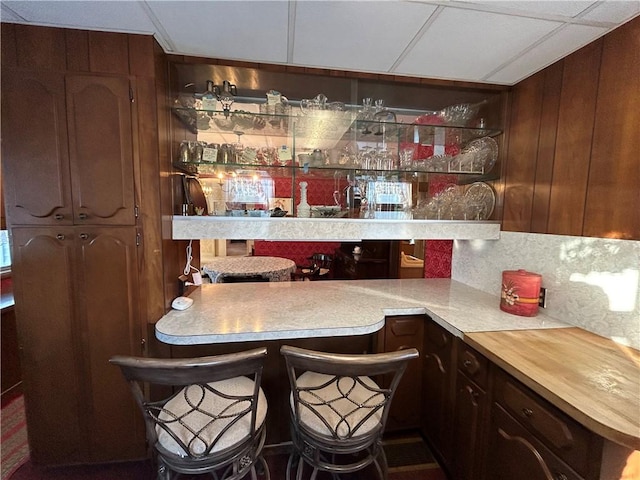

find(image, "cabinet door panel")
[79,227,144,461]
[66,75,135,225]
[384,315,424,430]
[1,70,73,225]
[422,319,455,468]
[452,376,487,480]
[488,405,583,480]
[11,228,85,464]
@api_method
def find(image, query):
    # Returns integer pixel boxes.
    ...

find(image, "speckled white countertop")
[155,278,569,345]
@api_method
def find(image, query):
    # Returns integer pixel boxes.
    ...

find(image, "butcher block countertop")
[156,278,639,451]
[466,328,640,450]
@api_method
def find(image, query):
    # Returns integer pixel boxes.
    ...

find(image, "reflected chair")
[292,253,333,281]
[280,345,419,480]
[110,348,270,480]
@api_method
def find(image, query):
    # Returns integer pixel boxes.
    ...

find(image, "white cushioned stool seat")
[157,376,267,457]
[294,371,384,439]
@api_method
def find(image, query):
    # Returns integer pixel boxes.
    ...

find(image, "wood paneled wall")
[503,17,640,240]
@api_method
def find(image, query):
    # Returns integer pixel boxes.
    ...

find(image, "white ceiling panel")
[579,0,640,23]
[148,1,290,62]
[461,1,597,18]
[1,0,156,34]
[1,0,638,86]
[486,23,609,84]
[292,1,438,72]
[0,3,22,22]
[395,7,562,82]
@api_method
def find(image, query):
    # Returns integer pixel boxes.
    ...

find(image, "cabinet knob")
[79,233,89,240]
[56,234,65,240]
[54,213,64,220]
[463,359,473,368]
[555,474,568,480]
[522,407,534,418]
[78,213,88,220]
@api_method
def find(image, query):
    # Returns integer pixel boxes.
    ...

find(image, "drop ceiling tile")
[579,1,640,23]
[2,0,157,33]
[486,23,608,84]
[395,7,562,82]
[149,1,289,63]
[463,1,597,18]
[292,1,437,72]
[0,3,22,22]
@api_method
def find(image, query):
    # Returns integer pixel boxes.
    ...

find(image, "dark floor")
[11,432,447,480]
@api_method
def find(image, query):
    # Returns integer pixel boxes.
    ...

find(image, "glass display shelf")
[171,101,503,239]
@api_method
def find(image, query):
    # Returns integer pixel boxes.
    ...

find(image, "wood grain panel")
[1,70,73,225]
[584,18,640,240]
[80,227,144,461]
[465,328,640,450]
[502,72,544,232]
[14,24,67,71]
[134,76,165,324]
[531,62,563,233]
[11,228,86,464]
[88,31,129,74]
[128,34,155,77]
[66,74,136,224]
[65,29,89,72]
[1,22,17,68]
[547,40,602,236]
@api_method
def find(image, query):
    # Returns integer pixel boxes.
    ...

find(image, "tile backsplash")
[452,232,640,350]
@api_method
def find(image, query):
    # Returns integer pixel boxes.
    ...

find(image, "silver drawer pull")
[555,473,568,480]
[522,407,534,418]
[56,234,65,240]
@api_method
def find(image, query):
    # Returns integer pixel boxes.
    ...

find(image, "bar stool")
[110,348,269,480]
[280,345,419,480]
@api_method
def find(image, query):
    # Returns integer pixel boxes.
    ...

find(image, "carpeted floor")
[1,395,29,479]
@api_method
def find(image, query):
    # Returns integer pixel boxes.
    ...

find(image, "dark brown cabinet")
[2,24,172,467]
[451,343,490,480]
[421,317,456,471]
[1,69,72,226]
[2,67,147,464]
[378,315,425,431]
[487,368,603,480]
[65,75,136,225]
[11,227,144,464]
[2,72,136,227]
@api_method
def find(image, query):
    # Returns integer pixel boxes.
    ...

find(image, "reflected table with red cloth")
[203,256,296,283]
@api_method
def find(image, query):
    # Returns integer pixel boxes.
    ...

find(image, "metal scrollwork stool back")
[280,345,419,480]
[110,348,270,480]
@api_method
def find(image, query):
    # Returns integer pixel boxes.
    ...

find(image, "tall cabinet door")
[11,227,86,465]
[66,75,136,225]
[78,226,144,461]
[1,70,73,226]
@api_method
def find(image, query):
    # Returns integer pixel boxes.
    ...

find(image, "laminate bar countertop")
[155,278,568,345]
[155,277,640,452]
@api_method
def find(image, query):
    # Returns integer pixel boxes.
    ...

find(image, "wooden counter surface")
[465,327,640,451]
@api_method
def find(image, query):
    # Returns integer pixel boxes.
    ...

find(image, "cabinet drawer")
[494,369,600,477]
[490,404,584,480]
[457,342,489,389]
